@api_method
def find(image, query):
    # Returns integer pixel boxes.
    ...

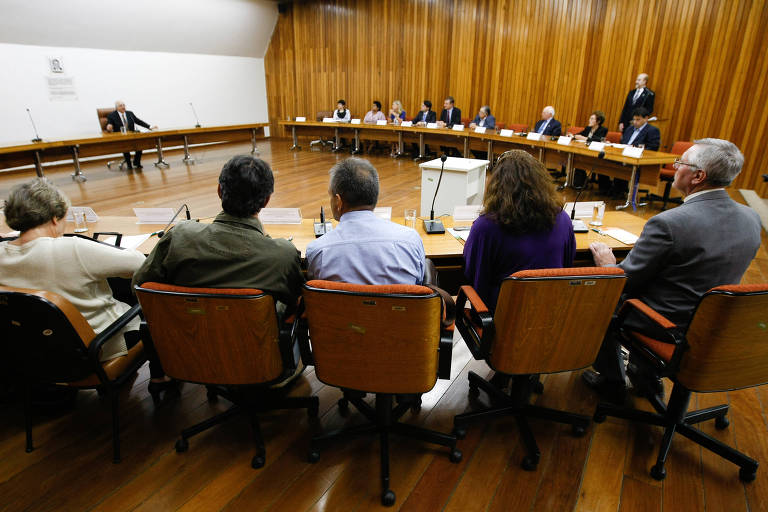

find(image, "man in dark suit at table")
[532,106,562,137]
[105,100,157,170]
[583,138,762,403]
[621,107,660,150]
[412,100,437,157]
[619,73,655,132]
[437,96,461,128]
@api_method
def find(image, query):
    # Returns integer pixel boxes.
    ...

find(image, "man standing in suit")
[105,100,157,169]
[583,138,762,402]
[621,107,660,150]
[437,96,461,128]
[532,106,562,136]
[619,73,655,132]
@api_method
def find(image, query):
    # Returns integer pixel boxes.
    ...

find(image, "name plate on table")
[588,141,606,152]
[373,206,392,220]
[426,122,438,129]
[350,118,361,124]
[453,204,483,221]
[557,135,572,146]
[622,146,644,158]
[526,132,542,141]
[133,208,175,224]
[322,118,335,123]
[66,206,99,222]
[401,121,413,127]
[376,119,387,126]
[258,208,302,224]
[295,116,306,122]
[499,129,514,137]
[452,124,465,131]
[474,127,487,134]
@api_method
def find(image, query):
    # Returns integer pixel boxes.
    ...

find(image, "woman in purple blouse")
[463,150,575,310]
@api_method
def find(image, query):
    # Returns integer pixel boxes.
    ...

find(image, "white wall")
[0,43,269,143]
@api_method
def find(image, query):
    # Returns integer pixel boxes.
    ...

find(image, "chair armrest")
[617,299,676,330]
[455,285,494,360]
[615,299,685,371]
[87,303,143,362]
[437,330,453,380]
[293,299,314,366]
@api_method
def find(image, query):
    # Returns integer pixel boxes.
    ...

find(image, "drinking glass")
[404,209,417,229]
[73,211,88,232]
[590,202,605,226]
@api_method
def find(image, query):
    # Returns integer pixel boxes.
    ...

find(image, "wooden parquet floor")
[1,139,767,511]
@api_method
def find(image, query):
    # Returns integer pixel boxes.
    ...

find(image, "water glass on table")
[404,209,417,229]
[73,211,88,233]
[590,202,605,226]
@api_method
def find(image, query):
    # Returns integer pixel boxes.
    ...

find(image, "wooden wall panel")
[265,0,768,195]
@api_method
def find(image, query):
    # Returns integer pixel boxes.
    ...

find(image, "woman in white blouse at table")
[363,101,387,153]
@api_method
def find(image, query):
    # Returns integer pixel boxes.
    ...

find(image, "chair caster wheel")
[521,455,538,471]
[449,449,463,463]
[453,426,467,439]
[739,466,757,482]
[650,464,667,480]
[468,384,480,398]
[175,438,189,453]
[572,424,587,437]
[593,411,607,423]
[337,398,349,415]
[715,415,730,430]
[308,449,320,463]
[206,387,218,402]
[251,454,265,469]
[381,489,396,507]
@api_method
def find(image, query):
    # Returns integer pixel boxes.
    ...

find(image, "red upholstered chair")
[461,116,471,126]
[300,280,460,506]
[644,140,693,210]
[135,283,318,469]
[605,131,622,143]
[0,285,147,463]
[453,268,626,471]
[567,126,584,136]
[507,123,528,133]
[496,122,506,130]
[594,284,768,482]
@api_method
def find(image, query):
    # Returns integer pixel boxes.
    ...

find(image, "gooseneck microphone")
[570,170,594,220]
[424,154,447,234]
[157,204,191,238]
[189,102,201,128]
[26,108,42,143]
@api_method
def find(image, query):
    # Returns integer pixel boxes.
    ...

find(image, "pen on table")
[452,226,471,231]
[591,228,605,235]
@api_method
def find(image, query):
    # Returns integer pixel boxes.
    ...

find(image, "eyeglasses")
[673,159,701,170]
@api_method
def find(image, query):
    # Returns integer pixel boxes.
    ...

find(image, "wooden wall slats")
[265,0,768,195]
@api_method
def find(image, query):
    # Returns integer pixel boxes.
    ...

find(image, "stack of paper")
[601,228,639,245]
[101,233,151,250]
[133,208,176,224]
[563,201,604,219]
[258,208,302,224]
[66,206,99,222]
[447,228,471,241]
[453,205,482,222]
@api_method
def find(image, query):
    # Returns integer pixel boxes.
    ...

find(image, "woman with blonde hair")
[388,100,407,156]
[463,150,575,310]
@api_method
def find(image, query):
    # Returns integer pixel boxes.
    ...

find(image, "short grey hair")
[691,138,744,187]
[115,100,125,108]
[543,105,555,117]
[4,178,70,232]
[481,105,491,115]
[329,157,379,207]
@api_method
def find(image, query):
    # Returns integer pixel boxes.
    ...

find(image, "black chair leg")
[24,384,33,453]
[650,424,677,480]
[515,415,540,470]
[110,389,121,463]
[379,428,395,506]
[684,405,728,425]
[249,410,266,469]
[178,404,242,449]
[677,423,758,476]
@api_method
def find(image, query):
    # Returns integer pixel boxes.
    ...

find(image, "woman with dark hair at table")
[573,110,608,143]
[0,178,173,398]
[463,150,575,311]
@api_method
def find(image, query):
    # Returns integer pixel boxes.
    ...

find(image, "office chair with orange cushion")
[453,268,626,470]
[567,125,584,136]
[135,283,318,469]
[594,284,768,482]
[506,123,528,133]
[643,140,693,210]
[0,285,147,463]
[300,280,460,507]
[605,130,622,143]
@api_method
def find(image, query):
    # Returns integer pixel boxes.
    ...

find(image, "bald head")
[115,100,126,113]
[635,74,649,88]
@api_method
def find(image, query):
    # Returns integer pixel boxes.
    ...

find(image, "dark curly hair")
[482,150,563,234]
[218,155,274,217]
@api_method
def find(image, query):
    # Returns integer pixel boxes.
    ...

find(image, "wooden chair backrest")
[567,126,584,135]
[605,131,622,143]
[677,285,768,392]
[135,283,284,385]
[0,286,98,382]
[316,110,333,121]
[97,108,113,132]
[302,280,442,394]
[507,123,528,132]
[490,268,626,374]
[662,141,694,171]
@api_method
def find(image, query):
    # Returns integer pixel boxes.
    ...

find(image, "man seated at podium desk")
[105,100,157,170]
[412,100,437,158]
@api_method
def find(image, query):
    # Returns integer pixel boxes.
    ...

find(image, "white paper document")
[447,228,470,242]
[563,201,604,218]
[258,208,302,224]
[101,233,151,250]
[601,228,639,245]
[373,207,392,220]
[453,204,482,221]
[499,129,514,137]
[133,208,175,224]
[66,206,99,222]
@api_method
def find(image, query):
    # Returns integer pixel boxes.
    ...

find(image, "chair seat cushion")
[660,168,675,180]
[67,341,145,387]
[629,331,674,362]
[140,282,263,295]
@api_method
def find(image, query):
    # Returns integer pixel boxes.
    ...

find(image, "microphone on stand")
[156,204,192,238]
[424,154,448,234]
[189,102,201,128]
[26,108,42,143]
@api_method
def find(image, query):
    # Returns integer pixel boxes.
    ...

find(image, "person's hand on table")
[590,242,617,266]
[469,122,477,129]
[105,123,113,132]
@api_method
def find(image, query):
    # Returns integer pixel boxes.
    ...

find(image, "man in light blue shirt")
[306,157,425,284]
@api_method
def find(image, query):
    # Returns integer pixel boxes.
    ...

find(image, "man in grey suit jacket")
[583,138,762,401]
